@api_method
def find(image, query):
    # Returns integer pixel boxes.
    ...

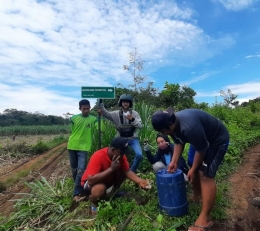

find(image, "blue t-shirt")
[171,109,229,151]
[164,153,171,166]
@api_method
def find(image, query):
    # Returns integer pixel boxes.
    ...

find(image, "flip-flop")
[188,221,213,231]
[90,204,98,216]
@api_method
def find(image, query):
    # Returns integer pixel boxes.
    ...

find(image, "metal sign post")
[81,87,115,149]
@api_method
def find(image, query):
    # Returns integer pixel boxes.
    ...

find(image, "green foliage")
[0,109,69,127]
[0,177,74,231]
[0,125,70,136]
[1,135,68,158]
[1,102,260,231]
[31,140,49,154]
[158,82,196,110]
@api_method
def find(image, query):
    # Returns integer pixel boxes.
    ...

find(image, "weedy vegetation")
[1,102,260,231]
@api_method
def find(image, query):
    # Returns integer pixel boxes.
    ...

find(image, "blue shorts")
[189,142,229,178]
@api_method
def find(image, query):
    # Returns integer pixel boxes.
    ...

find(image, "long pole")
[98,98,101,149]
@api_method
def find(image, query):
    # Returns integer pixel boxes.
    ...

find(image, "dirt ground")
[0,142,260,230]
[0,143,69,216]
[0,134,64,146]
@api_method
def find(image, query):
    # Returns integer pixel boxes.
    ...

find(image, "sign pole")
[81,87,116,149]
[97,98,101,149]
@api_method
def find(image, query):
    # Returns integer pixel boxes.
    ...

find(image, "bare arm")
[171,143,185,164]
[87,155,121,187]
[168,143,185,172]
[124,170,143,184]
[87,168,114,187]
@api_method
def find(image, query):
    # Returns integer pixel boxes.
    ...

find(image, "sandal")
[91,205,98,216]
[188,221,213,231]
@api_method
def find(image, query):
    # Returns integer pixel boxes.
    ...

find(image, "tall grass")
[1,103,260,230]
[0,125,70,136]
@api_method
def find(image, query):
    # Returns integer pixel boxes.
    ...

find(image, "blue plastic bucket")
[156,169,188,216]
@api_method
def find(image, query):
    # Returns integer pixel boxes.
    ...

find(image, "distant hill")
[0,109,69,126]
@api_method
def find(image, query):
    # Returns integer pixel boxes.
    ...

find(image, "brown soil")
[0,142,260,231]
[0,134,66,146]
[0,143,69,217]
[204,143,260,231]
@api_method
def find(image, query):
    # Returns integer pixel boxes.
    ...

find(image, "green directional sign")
[81,86,115,99]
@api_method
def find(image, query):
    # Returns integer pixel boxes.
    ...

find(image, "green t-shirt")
[67,114,98,152]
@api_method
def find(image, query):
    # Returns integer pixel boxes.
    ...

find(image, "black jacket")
[145,143,189,174]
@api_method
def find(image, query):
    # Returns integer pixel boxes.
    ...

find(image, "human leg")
[128,138,143,172]
[73,151,87,197]
[189,143,228,229]
[68,150,78,181]
[152,161,167,173]
[191,171,216,228]
[88,183,107,215]
[190,170,201,202]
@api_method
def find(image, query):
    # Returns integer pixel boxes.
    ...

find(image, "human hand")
[126,113,133,121]
[111,155,121,171]
[97,108,102,115]
[167,162,178,173]
[143,142,150,151]
[139,180,152,189]
[187,168,196,184]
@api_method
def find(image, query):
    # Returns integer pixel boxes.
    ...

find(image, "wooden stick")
[118,209,135,231]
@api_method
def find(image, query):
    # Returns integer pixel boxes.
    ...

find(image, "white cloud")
[196,81,260,104]
[215,0,258,11]
[0,0,237,115]
[181,71,218,85]
[0,83,96,116]
[245,54,260,58]
[224,81,260,95]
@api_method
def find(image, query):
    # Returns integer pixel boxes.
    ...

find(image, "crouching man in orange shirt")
[81,137,150,215]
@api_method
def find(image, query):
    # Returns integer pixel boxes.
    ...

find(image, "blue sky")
[0,0,259,116]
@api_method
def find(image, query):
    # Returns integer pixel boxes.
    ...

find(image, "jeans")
[128,138,143,172]
[68,150,88,197]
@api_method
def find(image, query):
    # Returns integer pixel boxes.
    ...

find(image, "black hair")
[156,133,170,143]
[79,99,90,108]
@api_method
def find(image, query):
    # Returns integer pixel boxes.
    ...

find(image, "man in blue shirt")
[151,108,229,231]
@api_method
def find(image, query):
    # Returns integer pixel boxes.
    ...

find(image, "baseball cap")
[110,137,132,155]
[151,107,176,131]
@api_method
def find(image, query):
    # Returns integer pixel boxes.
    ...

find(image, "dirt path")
[207,143,260,231]
[0,143,68,217]
[225,143,260,231]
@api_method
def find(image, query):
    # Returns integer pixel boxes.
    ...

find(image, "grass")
[1,103,260,230]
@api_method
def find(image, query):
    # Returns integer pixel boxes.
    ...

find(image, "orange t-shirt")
[81,147,130,186]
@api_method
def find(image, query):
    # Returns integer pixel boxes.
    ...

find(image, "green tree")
[158,82,196,110]
[220,89,239,107]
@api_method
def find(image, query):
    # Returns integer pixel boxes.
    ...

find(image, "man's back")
[174,109,229,151]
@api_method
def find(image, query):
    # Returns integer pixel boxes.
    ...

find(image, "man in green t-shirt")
[67,99,101,201]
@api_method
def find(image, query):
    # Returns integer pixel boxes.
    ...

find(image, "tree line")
[0,109,69,127]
